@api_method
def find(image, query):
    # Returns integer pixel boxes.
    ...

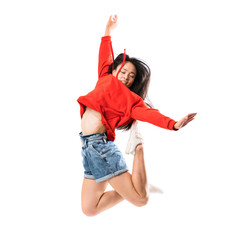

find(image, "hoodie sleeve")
[131,99,177,130]
[98,36,114,78]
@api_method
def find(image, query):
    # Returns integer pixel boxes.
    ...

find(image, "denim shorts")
[79,132,128,183]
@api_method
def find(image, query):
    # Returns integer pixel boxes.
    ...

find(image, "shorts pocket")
[90,143,103,157]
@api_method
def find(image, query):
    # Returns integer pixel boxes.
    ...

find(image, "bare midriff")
[81,107,107,135]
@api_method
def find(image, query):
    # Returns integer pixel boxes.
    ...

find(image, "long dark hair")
[108,53,154,131]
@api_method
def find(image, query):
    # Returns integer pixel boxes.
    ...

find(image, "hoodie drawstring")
[110,43,126,80]
[110,42,115,71]
[116,49,126,80]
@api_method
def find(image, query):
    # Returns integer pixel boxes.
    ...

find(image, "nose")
[123,74,128,80]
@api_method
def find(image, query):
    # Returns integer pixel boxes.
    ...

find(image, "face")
[112,61,137,88]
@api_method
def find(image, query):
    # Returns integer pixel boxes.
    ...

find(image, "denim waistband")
[79,132,107,147]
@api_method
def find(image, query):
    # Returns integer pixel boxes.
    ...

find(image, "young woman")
[77,15,197,216]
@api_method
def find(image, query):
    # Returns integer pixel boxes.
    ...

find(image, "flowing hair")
[108,53,154,131]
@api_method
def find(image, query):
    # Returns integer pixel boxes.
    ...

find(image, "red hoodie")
[77,36,177,141]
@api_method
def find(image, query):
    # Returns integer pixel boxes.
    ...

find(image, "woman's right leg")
[81,178,124,216]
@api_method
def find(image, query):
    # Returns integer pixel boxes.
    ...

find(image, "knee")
[135,144,144,153]
[81,205,98,217]
[133,194,149,207]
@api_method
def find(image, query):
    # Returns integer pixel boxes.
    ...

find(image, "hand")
[174,113,197,130]
[105,15,118,36]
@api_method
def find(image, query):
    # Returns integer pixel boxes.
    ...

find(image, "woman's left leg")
[108,144,149,207]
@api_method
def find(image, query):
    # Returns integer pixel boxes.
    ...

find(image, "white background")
[1,0,240,239]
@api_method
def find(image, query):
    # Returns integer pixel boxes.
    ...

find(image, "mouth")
[121,80,127,85]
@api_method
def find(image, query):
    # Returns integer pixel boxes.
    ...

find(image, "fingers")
[108,15,117,24]
[177,113,197,129]
[181,118,194,127]
[111,15,118,22]
[185,113,197,122]
[187,113,197,119]
[106,15,118,30]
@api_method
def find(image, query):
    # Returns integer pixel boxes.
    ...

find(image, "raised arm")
[105,15,118,36]
[98,15,118,78]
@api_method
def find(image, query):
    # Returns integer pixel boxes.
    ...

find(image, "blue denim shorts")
[79,132,128,183]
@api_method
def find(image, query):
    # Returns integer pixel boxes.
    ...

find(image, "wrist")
[173,123,179,131]
[105,27,111,36]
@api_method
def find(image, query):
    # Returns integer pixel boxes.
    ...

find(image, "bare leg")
[81,143,148,216]
[81,178,123,216]
[131,144,148,197]
[108,143,149,206]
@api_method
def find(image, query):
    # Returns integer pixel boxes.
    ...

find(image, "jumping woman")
[77,15,197,216]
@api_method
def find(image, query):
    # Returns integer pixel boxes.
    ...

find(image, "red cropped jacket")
[77,36,176,141]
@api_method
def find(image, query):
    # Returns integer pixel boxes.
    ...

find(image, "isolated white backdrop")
[0,0,240,239]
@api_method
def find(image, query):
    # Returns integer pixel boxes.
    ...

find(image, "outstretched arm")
[105,15,118,36]
[173,113,197,130]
